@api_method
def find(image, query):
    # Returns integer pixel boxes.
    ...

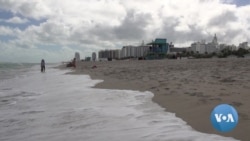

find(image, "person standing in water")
[41,59,45,72]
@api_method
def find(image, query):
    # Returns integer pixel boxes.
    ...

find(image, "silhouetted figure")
[172,54,177,59]
[66,58,76,68]
[41,59,45,72]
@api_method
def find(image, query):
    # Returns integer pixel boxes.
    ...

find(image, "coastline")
[67,58,250,141]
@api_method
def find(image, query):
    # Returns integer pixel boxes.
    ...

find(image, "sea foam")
[0,65,238,141]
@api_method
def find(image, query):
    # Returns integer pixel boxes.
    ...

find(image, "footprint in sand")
[209,97,222,101]
[238,113,249,120]
[165,88,170,90]
[231,101,243,107]
[219,93,229,96]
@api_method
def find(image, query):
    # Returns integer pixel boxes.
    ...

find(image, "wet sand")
[68,58,250,141]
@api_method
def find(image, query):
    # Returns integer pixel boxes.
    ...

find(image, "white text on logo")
[214,114,235,122]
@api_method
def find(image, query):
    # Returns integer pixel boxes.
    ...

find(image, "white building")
[92,52,96,61]
[121,45,150,59]
[190,34,218,54]
[200,43,206,54]
[190,41,206,54]
[137,46,150,57]
[191,42,198,53]
[75,52,80,61]
[206,34,218,53]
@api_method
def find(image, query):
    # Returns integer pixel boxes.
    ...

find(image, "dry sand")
[68,58,250,141]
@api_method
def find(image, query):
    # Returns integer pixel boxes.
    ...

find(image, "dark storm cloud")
[113,10,152,40]
[209,11,238,27]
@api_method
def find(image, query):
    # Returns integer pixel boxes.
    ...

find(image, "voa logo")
[214,113,235,123]
[210,104,238,132]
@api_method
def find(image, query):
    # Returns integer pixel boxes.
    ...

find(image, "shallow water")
[0,66,238,141]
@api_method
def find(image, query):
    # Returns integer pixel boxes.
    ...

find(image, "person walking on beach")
[41,59,45,72]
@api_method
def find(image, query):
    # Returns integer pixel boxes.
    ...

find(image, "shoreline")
[67,58,249,141]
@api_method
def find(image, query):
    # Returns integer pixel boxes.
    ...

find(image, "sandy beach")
[69,58,250,141]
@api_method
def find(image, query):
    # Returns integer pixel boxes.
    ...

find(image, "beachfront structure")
[75,52,80,61]
[190,34,218,54]
[206,42,217,53]
[121,46,134,58]
[98,45,150,60]
[191,42,216,54]
[146,38,169,59]
[212,34,218,46]
[121,45,150,59]
[191,42,206,54]
[207,34,219,53]
[98,49,120,60]
[147,38,168,53]
[98,50,109,59]
[92,52,96,61]
[73,52,80,67]
[98,38,169,60]
[136,45,151,58]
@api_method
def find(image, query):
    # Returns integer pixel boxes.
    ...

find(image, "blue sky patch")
[0,10,13,19]
[233,0,250,7]
[0,10,47,30]
[0,35,17,42]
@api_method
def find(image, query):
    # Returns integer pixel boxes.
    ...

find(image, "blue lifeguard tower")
[146,38,169,59]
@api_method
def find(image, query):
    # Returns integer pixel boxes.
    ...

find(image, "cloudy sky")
[0,0,250,63]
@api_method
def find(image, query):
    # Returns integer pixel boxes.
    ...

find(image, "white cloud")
[0,0,250,62]
[0,26,21,36]
[6,16,28,24]
[0,0,52,20]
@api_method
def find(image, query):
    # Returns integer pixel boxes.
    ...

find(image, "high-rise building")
[92,52,96,61]
[75,52,80,61]
[121,45,150,59]
[200,43,206,54]
[190,34,218,54]
[191,42,206,54]
[212,34,218,46]
[191,42,197,52]
[98,38,168,60]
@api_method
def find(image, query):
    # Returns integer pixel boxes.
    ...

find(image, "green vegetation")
[217,48,249,58]
[180,48,249,59]
[143,48,249,60]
